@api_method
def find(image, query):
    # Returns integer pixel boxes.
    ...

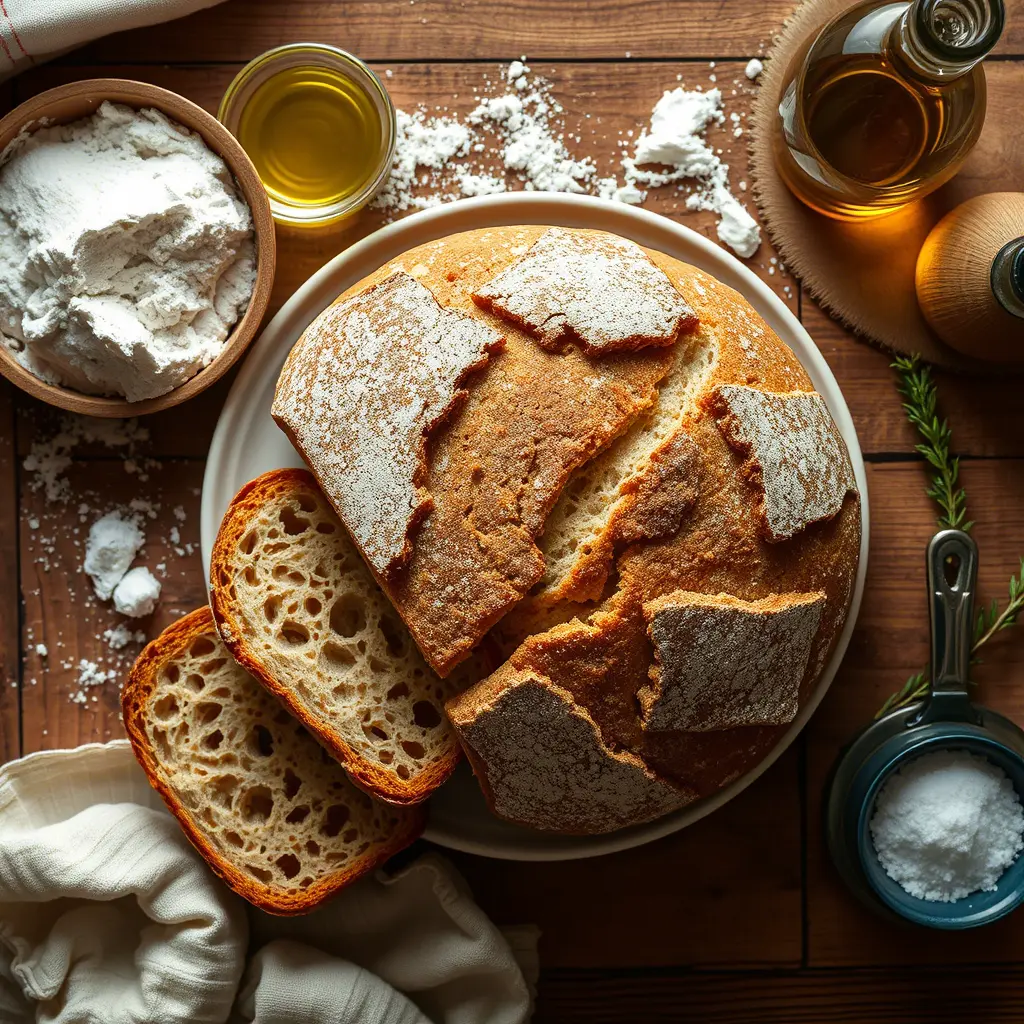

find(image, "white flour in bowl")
[0,101,256,401]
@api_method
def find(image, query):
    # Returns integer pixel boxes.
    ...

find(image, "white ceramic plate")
[202,193,869,861]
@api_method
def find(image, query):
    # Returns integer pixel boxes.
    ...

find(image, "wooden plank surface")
[70,0,1024,63]
[76,0,791,63]
[3,0,1024,1016]
[0,382,20,762]
[535,966,1024,1022]
[450,747,802,968]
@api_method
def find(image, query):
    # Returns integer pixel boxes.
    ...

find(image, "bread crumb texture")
[210,470,479,803]
[448,667,693,834]
[641,590,826,731]
[473,227,697,354]
[273,270,503,578]
[124,608,421,913]
[707,385,857,542]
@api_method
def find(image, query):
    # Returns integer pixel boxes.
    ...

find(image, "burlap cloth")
[749,0,1013,371]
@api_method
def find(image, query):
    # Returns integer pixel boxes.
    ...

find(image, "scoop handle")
[919,529,979,723]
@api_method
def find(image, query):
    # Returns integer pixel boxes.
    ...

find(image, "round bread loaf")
[273,225,862,835]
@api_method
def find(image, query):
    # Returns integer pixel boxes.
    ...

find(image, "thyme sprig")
[877,358,1023,717]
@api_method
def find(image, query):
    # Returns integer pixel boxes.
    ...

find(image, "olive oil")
[773,0,1003,219]
[236,64,385,209]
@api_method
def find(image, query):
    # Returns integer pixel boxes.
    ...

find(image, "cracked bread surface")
[278,227,693,679]
[640,590,827,732]
[123,607,423,915]
[210,469,482,805]
[451,266,861,826]
[273,271,504,579]
[447,663,694,834]
[472,227,697,354]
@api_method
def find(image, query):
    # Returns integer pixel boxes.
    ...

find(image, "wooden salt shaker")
[915,193,1024,365]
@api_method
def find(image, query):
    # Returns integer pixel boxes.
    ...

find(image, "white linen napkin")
[0,0,225,79]
[0,742,536,1024]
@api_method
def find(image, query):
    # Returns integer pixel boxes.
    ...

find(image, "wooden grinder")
[916,193,1024,365]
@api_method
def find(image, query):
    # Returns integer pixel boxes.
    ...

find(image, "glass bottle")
[773,0,1005,219]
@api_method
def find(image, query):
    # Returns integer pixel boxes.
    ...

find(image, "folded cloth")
[0,742,535,1024]
[0,0,225,79]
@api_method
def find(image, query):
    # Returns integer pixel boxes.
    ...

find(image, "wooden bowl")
[0,79,276,418]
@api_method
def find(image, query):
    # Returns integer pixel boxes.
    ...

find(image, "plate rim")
[201,192,870,861]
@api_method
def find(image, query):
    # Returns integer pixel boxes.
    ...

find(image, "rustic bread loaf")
[123,607,423,915]
[268,226,861,835]
[209,468,480,805]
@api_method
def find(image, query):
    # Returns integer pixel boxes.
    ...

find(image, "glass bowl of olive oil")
[219,43,396,227]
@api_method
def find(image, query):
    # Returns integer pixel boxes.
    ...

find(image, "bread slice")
[210,468,482,805]
[123,607,423,915]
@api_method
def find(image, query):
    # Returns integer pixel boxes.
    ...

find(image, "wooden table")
[2,1,1023,1019]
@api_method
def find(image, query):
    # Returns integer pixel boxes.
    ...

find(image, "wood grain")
[75,0,792,63]
[807,302,1024,459]
[535,966,1024,1022]
[18,461,206,753]
[805,459,1024,965]
[68,0,1024,64]
[0,382,20,761]
[450,747,802,968]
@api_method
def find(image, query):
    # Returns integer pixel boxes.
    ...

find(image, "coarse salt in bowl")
[857,731,1024,929]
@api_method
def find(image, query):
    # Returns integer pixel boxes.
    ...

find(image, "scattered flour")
[113,566,161,618]
[0,102,256,402]
[620,87,761,257]
[23,415,150,502]
[83,513,144,600]
[373,62,761,258]
[103,624,148,651]
[871,750,1024,902]
[69,659,117,705]
[745,58,764,80]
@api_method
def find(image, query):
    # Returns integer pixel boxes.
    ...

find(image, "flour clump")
[0,101,255,401]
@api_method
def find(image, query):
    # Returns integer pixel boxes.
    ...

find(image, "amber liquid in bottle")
[774,0,1003,219]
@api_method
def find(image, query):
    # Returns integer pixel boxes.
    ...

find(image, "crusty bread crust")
[448,251,862,825]
[209,468,465,806]
[273,227,682,678]
[123,607,424,915]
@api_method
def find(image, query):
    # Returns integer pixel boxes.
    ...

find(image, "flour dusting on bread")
[273,271,504,577]
[448,665,694,833]
[707,385,856,542]
[641,590,826,731]
[473,227,697,354]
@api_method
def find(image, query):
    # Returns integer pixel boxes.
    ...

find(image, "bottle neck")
[992,238,1024,321]
[890,0,1004,82]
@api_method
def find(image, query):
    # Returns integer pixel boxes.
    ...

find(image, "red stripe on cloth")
[0,0,30,59]
[0,25,14,66]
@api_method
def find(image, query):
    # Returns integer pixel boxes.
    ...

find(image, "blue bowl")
[853,727,1024,929]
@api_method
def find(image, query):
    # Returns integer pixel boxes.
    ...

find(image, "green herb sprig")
[877,357,1023,717]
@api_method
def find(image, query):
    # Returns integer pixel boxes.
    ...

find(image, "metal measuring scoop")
[826,529,1024,928]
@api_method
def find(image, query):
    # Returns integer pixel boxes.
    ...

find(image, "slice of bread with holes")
[123,606,424,915]
[209,468,487,806]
